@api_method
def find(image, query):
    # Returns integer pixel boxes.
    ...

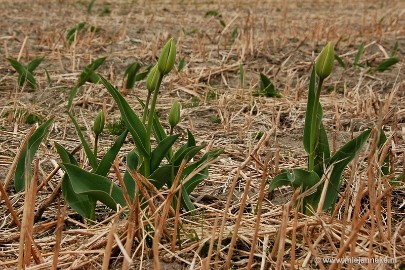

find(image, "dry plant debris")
[0,0,404,269]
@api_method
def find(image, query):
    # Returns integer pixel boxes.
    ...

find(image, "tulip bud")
[168,101,181,128]
[157,38,176,75]
[315,42,335,80]
[146,65,160,93]
[93,111,105,136]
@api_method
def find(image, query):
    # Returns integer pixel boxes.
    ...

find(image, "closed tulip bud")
[315,42,335,80]
[93,111,105,136]
[146,65,160,93]
[157,38,176,75]
[168,101,181,128]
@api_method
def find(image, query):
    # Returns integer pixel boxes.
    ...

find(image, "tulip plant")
[269,42,372,214]
[55,38,222,220]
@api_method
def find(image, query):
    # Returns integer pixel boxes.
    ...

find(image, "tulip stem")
[143,91,152,124]
[308,78,324,171]
[144,74,164,177]
[94,134,99,157]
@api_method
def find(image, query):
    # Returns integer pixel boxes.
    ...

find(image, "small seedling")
[354,42,365,67]
[8,57,44,90]
[177,57,186,73]
[253,73,281,98]
[66,22,99,45]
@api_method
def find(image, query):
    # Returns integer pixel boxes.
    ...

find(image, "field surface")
[0,0,404,269]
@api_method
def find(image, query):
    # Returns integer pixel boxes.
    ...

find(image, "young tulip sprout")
[308,42,335,171]
[168,100,181,135]
[93,111,105,156]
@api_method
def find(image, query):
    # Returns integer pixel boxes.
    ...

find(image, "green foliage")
[253,73,281,98]
[7,57,44,90]
[269,42,372,214]
[57,38,222,220]
[66,22,99,45]
[68,57,106,111]
[14,119,53,192]
[374,57,399,72]
[177,57,186,73]
[354,42,365,67]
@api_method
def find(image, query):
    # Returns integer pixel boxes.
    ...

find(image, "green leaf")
[8,58,37,89]
[303,67,322,153]
[354,42,365,67]
[148,165,174,190]
[334,53,346,69]
[77,57,106,87]
[177,57,186,73]
[67,22,87,45]
[374,57,399,72]
[135,65,152,82]
[269,168,320,191]
[44,68,52,86]
[172,145,205,167]
[99,76,149,158]
[124,62,141,89]
[62,163,126,210]
[95,129,128,176]
[150,134,180,173]
[314,123,330,177]
[254,73,281,98]
[67,112,98,170]
[67,87,80,112]
[377,129,390,176]
[27,57,44,72]
[55,143,93,219]
[14,119,53,192]
[62,174,93,219]
[269,172,292,191]
[323,129,371,211]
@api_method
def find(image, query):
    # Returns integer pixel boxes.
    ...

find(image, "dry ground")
[0,0,404,269]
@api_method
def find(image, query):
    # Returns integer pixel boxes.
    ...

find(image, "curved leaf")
[95,129,128,176]
[124,62,141,89]
[314,123,330,177]
[303,67,323,153]
[323,129,371,211]
[62,163,126,210]
[27,57,44,72]
[269,172,291,191]
[99,76,149,157]
[61,174,92,219]
[14,119,53,192]
[67,112,98,170]
[150,134,180,172]
[172,145,205,166]
[148,165,174,190]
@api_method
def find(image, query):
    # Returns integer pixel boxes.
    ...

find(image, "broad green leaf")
[269,169,320,191]
[7,58,25,75]
[323,129,371,211]
[99,76,149,158]
[27,57,44,72]
[55,142,79,166]
[61,174,93,219]
[68,112,98,170]
[14,119,53,192]
[269,172,292,191]
[253,73,281,98]
[95,129,128,176]
[62,163,126,210]
[172,145,205,166]
[148,165,174,190]
[124,62,141,89]
[122,150,140,202]
[55,143,93,219]
[150,134,180,172]
[303,67,323,153]
[314,123,330,177]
